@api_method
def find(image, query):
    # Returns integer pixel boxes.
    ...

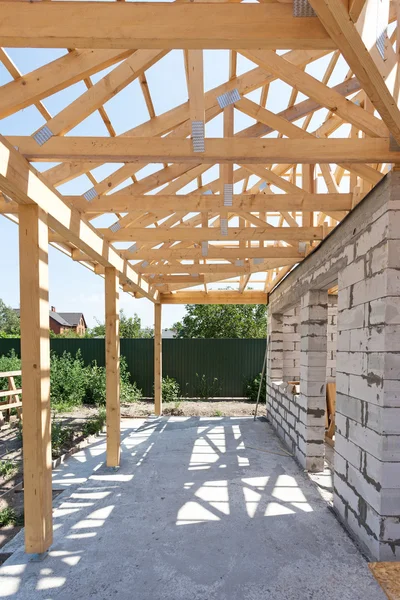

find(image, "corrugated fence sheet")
[0,338,266,397]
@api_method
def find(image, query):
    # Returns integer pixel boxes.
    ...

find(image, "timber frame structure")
[1,0,400,555]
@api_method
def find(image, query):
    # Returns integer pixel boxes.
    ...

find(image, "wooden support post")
[154,303,162,416]
[18,204,53,554]
[105,267,120,467]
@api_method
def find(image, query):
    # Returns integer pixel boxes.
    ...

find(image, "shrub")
[51,417,75,458]
[159,376,180,402]
[50,350,87,409]
[83,361,106,406]
[82,408,106,437]
[120,357,142,403]
[244,373,266,403]
[0,350,142,411]
[194,373,222,400]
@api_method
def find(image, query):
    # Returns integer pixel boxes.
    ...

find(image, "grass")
[213,410,223,417]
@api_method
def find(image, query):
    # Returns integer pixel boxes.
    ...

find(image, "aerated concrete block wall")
[282,306,300,382]
[334,189,400,561]
[266,172,400,561]
[327,295,338,381]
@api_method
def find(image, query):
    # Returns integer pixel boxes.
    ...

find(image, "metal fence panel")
[0,338,266,398]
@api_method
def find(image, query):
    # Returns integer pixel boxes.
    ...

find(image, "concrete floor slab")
[0,417,386,600]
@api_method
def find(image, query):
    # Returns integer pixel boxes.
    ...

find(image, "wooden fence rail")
[0,370,22,422]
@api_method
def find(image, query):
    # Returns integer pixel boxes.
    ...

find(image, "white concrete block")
[335,432,362,470]
[337,304,365,331]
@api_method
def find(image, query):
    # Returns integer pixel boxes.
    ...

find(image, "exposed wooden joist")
[8,136,399,163]
[0,2,336,50]
[62,192,354,214]
[118,246,305,261]
[160,291,268,304]
[137,259,297,274]
[98,226,333,242]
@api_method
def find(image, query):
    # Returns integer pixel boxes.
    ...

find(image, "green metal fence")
[0,338,266,397]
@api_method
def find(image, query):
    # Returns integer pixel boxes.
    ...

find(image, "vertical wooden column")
[154,302,162,416]
[105,267,120,467]
[19,204,53,554]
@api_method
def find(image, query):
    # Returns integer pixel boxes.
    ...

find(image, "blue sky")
[0,45,348,327]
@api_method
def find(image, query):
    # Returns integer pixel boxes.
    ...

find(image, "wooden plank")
[188,50,205,125]
[137,259,296,274]
[160,291,268,304]
[7,374,22,419]
[326,382,336,440]
[369,562,400,600]
[154,303,162,416]
[119,246,305,261]
[0,2,336,50]
[0,136,156,302]
[98,226,333,243]
[105,267,120,468]
[65,193,354,214]
[0,370,22,377]
[18,204,53,554]
[9,136,397,164]
[0,388,23,398]
[0,401,22,411]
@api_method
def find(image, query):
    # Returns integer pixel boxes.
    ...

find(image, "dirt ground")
[0,399,261,553]
[121,398,260,418]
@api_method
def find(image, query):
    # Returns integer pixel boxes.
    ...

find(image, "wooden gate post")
[19,204,53,554]
[105,267,120,467]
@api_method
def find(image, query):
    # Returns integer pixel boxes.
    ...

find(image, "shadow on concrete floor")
[0,417,386,600]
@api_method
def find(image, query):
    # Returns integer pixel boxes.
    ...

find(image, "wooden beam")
[64,192,354,214]
[105,267,120,468]
[9,136,399,163]
[0,2,336,50]
[120,246,305,261]
[160,291,268,304]
[154,303,162,416]
[309,0,400,144]
[19,204,52,554]
[240,49,388,138]
[0,48,132,119]
[32,49,166,138]
[188,50,205,127]
[137,259,297,274]
[0,136,156,302]
[98,226,332,243]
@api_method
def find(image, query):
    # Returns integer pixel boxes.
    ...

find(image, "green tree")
[90,309,153,338]
[173,303,267,338]
[0,299,20,336]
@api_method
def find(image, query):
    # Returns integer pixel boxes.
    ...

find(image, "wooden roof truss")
[1,0,399,304]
